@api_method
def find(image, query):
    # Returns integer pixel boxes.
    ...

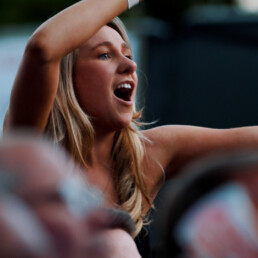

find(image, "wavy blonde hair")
[45,17,151,236]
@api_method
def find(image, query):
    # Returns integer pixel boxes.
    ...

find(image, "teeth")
[117,83,132,89]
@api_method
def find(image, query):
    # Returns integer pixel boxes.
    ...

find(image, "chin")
[116,121,132,131]
[114,116,133,131]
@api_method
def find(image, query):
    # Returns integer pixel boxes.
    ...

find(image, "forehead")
[79,25,126,51]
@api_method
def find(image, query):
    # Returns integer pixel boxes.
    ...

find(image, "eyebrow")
[90,41,130,51]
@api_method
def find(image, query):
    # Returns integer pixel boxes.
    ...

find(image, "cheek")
[74,65,94,93]
[74,60,112,87]
[73,63,112,100]
[73,68,97,109]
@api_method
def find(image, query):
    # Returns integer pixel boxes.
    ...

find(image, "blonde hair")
[45,17,151,236]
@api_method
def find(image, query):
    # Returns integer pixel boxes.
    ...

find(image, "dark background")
[2,0,258,130]
[143,13,258,128]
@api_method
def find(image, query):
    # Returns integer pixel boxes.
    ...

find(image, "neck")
[84,130,119,205]
[86,130,116,169]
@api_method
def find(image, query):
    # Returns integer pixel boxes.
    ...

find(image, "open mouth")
[114,83,133,102]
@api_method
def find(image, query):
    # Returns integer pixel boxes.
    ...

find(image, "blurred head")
[0,131,140,258]
[0,132,102,257]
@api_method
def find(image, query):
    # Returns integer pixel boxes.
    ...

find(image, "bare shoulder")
[140,125,182,197]
[142,124,258,182]
[142,124,200,150]
[141,125,189,173]
[142,125,182,142]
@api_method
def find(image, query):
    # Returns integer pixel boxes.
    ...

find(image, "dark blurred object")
[0,0,77,25]
[142,6,258,128]
[152,149,258,257]
[145,0,236,30]
[0,0,145,26]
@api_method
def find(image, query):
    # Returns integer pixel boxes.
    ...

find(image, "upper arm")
[4,36,61,133]
[144,125,258,181]
[3,0,133,133]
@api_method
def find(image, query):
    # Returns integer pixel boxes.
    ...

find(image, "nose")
[117,56,137,75]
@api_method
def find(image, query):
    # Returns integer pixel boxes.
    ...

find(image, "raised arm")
[4,0,134,132]
[144,125,258,182]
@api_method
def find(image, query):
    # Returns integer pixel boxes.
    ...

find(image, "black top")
[135,227,152,258]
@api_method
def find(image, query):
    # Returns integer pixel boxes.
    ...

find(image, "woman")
[4,0,258,256]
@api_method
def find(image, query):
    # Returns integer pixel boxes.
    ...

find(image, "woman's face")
[73,25,138,133]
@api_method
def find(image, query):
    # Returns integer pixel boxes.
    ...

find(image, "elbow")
[25,32,60,63]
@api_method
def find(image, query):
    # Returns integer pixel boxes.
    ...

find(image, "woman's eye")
[98,53,110,60]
